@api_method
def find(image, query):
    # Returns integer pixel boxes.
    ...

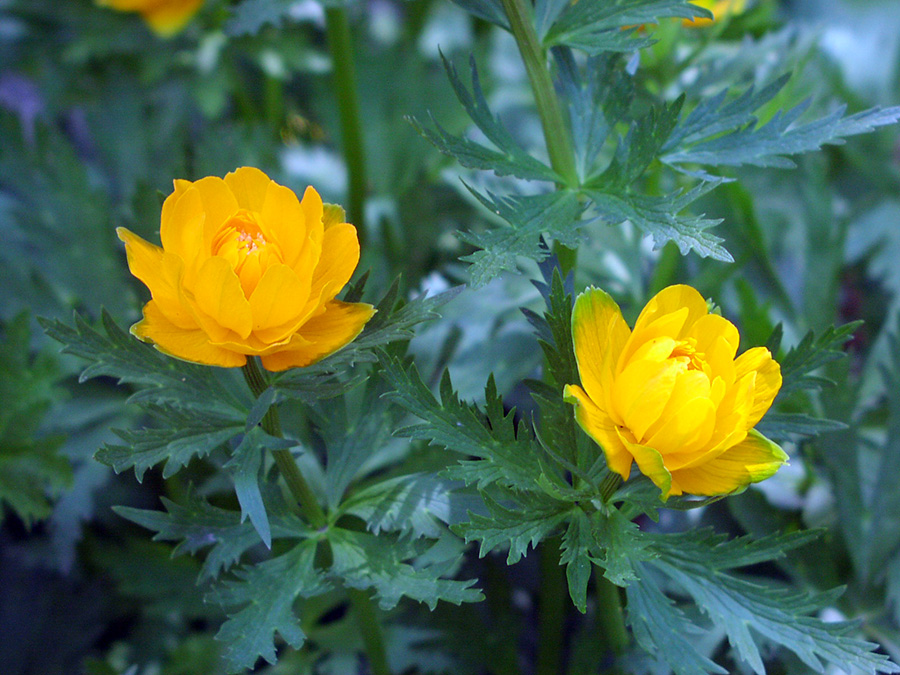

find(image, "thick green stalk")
[347,588,392,675]
[242,360,391,672]
[325,7,368,247]
[241,358,326,529]
[499,0,577,274]
[536,539,566,675]
[595,572,629,661]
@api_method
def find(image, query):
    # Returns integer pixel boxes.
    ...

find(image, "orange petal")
[734,347,782,427]
[260,181,307,267]
[571,288,631,416]
[668,430,787,496]
[260,300,374,371]
[306,222,360,306]
[563,384,633,479]
[224,167,274,213]
[117,227,195,329]
[141,0,205,37]
[160,186,206,270]
[190,256,253,341]
[132,300,246,368]
[248,264,311,340]
[300,186,325,248]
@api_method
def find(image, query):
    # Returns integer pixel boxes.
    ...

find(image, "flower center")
[212,209,284,296]
[670,338,705,371]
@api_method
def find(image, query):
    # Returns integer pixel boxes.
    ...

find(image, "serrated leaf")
[460,188,585,288]
[663,99,900,170]
[114,489,310,581]
[411,55,560,183]
[755,412,846,442]
[588,183,733,262]
[450,0,509,29]
[650,533,900,675]
[211,540,330,673]
[777,322,862,396]
[40,311,245,415]
[98,407,244,481]
[452,492,570,564]
[225,428,295,549]
[545,0,711,54]
[328,528,483,610]
[560,510,596,613]
[627,570,728,675]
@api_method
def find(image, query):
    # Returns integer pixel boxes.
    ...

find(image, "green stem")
[599,472,623,504]
[325,7,368,247]
[499,0,577,274]
[536,538,566,675]
[595,572,629,660]
[347,588,392,675]
[241,358,327,529]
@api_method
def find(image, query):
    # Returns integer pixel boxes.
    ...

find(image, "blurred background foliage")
[1,0,900,673]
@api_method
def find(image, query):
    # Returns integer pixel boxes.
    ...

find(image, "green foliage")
[0,313,72,525]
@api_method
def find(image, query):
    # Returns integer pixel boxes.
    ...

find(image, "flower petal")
[734,347,782,427]
[140,0,205,36]
[132,300,246,368]
[299,185,325,249]
[633,285,708,337]
[644,396,717,460]
[117,227,195,329]
[224,167,273,212]
[306,222,360,306]
[669,430,788,496]
[563,384,633,479]
[613,358,683,441]
[571,287,631,418]
[191,256,253,340]
[614,427,675,499]
[248,263,311,340]
[260,300,375,371]
[160,186,206,268]
[260,180,308,267]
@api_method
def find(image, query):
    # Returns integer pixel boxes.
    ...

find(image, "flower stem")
[595,572,629,659]
[347,588,392,675]
[325,7,368,248]
[536,538,566,675]
[241,358,326,529]
[499,0,578,274]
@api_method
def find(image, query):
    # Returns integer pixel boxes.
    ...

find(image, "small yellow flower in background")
[564,285,786,499]
[96,0,204,37]
[684,0,747,27]
[118,167,375,371]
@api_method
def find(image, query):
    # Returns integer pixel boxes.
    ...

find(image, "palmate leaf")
[663,98,900,171]
[210,540,330,673]
[328,528,483,610]
[380,354,544,492]
[410,55,560,183]
[769,321,862,396]
[97,405,245,481]
[453,491,571,564]
[544,0,711,54]
[460,188,585,288]
[587,183,733,262]
[648,531,900,675]
[114,489,310,582]
[40,311,245,415]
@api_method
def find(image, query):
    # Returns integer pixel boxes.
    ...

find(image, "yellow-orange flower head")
[96,0,204,37]
[118,167,375,371]
[563,285,786,499]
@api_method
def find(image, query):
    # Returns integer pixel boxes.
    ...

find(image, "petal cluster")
[118,167,374,371]
[564,285,786,498]
[96,0,204,36]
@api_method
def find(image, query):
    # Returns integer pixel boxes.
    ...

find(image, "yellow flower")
[96,0,204,37]
[563,285,786,499]
[684,0,747,27]
[117,167,375,371]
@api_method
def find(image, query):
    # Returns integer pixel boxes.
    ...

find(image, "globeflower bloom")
[96,0,204,37]
[563,285,786,499]
[118,167,374,371]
